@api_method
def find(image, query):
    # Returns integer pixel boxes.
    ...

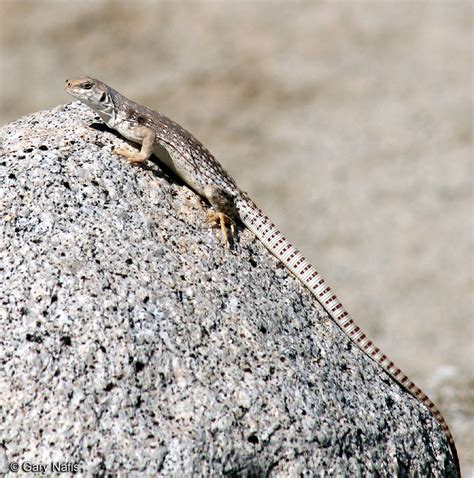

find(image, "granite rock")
[0,104,456,477]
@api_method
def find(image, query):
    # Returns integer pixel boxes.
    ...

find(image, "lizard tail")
[235,196,460,477]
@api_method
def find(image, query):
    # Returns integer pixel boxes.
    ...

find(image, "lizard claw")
[207,211,235,247]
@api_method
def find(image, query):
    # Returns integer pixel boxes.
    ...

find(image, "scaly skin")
[65,76,460,476]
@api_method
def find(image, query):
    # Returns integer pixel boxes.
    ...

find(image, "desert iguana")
[65,76,460,475]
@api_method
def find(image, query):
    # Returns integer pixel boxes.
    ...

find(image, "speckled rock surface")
[0,105,456,476]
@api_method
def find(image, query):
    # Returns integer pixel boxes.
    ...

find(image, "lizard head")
[65,76,112,113]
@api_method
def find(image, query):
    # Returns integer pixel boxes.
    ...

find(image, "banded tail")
[235,196,460,476]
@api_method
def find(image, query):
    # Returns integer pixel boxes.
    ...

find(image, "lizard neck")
[92,86,120,128]
[96,103,117,128]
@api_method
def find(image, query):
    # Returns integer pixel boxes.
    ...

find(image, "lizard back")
[109,86,239,196]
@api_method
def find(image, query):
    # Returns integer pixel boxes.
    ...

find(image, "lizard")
[64,76,460,476]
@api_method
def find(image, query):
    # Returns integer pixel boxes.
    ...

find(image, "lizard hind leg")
[204,185,237,247]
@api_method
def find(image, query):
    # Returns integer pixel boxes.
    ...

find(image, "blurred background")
[1,0,472,473]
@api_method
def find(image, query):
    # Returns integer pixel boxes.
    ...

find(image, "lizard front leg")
[115,126,155,164]
[204,185,236,247]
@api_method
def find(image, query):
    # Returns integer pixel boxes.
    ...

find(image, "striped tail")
[236,196,460,476]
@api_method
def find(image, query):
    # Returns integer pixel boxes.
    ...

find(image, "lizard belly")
[153,142,205,196]
[153,142,180,177]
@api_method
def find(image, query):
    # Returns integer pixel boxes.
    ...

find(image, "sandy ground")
[1,0,472,474]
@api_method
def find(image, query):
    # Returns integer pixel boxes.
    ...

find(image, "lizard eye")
[82,82,93,90]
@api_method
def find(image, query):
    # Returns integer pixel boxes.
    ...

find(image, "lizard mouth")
[64,79,77,95]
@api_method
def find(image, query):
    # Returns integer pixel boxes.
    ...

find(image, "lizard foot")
[114,147,147,164]
[207,211,235,247]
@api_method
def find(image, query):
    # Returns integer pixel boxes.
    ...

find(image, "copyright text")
[8,461,81,473]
